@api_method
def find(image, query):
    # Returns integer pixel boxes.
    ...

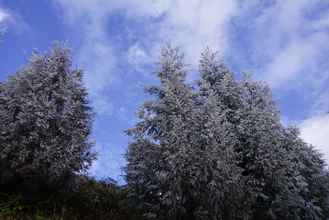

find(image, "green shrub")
[0,176,144,220]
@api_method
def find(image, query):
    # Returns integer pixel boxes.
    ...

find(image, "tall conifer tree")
[0,45,95,190]
[126,47,329,220]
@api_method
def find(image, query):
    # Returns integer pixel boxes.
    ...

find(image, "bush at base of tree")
[0,175,144,220]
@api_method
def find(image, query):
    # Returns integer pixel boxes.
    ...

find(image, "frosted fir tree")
[236,76,304,219]
[0,44,95,190]
[126,46,200,219]
[281,127,329,219]
[196,49,252,219]
[199,50,329,219]
[126,47,329,220]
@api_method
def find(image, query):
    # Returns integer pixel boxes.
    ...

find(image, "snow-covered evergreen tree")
[196,49,252,219]
[237,76,303,219]
[126,47,329,220]
[198,50,329,220]
[126,46,198,219]
[0,45,95,189]
[281,127,329,219]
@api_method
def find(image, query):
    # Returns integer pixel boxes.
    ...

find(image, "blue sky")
[1,0,329,183]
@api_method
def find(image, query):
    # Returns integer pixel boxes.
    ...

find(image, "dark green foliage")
[0,176,144,220]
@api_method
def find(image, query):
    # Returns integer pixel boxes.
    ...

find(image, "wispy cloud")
[264,33,326,88]
[0,7,11,34]
[54,0,240,116]
[0,8,9,23]
[0,6,29,37]
[89,142,125,182]
[234,0,329,89]
[127,43,151,74]
[55,0,120,118]
[56,0,239,72]
[143,0,238,65]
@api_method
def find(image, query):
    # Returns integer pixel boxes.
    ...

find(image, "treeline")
[0,44,329,220]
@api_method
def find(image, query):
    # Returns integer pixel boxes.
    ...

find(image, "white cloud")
[55,0,167,23]
[55,0,240,115]
[55,0,119,116]
[56,0,117,92]
[89,142,125,182]
[0,7,29,38]
[0,8,9,23]
[300,114,329,163]
[0,8,11,34]
[56,0,329,87]
[56,0,238,69]
[264,33,326,88]
[236,1,329,89]
[151,0,238,65]
[127,43,151,73]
